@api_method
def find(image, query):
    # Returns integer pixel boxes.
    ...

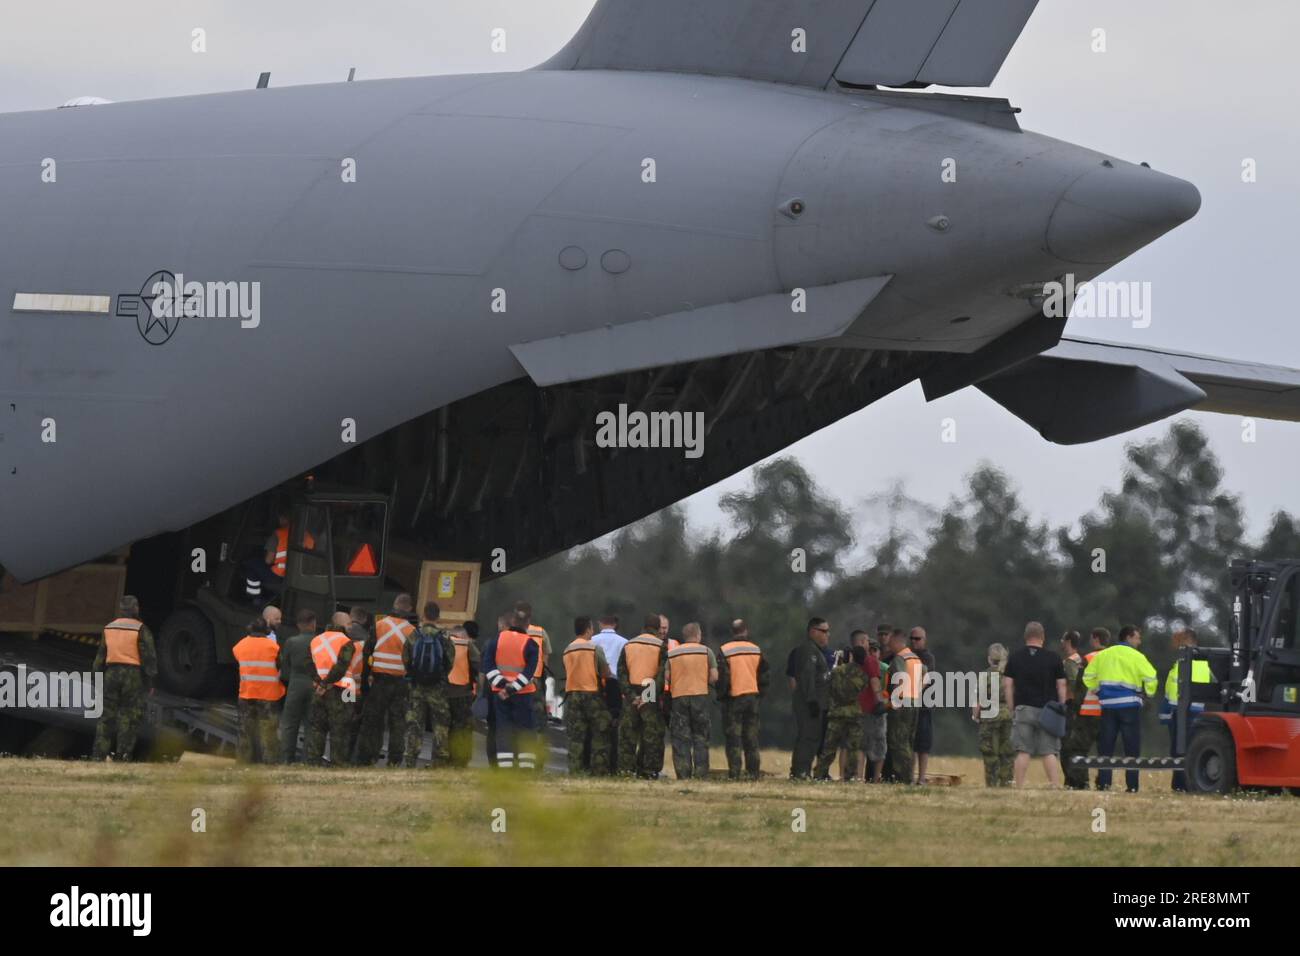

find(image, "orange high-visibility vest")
[103,618,144,666]
[272,527,289,577]
[667,643,710,698]
[233,635,285,701]
[1079,651,1102,716]
[663,637,680,693]
[496,630,535,694]
[624,634,663,688]
[343,639,365,695]
[564,639,603,693]
[528,624,548,679]
[449,637,472,686]
[892,649,924,703]
[372,614,413,677]
[311,631,352,690]
[721,640,762,697]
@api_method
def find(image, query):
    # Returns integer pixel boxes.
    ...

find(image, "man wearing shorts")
[855,633,887,782]
[1002,620,1067,789]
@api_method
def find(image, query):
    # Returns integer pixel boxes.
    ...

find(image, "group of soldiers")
[788,620,937,785]
[559,613,771,780]
[90,593,481,768]
[89,595,935,782]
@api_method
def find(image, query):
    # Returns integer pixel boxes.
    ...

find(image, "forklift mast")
[1173,559,1300,748]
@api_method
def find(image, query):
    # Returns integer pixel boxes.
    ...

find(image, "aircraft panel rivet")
[927,215,951,232]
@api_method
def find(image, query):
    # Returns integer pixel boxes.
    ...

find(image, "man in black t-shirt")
[1003,621,1067,788]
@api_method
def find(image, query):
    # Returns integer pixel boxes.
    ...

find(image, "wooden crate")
[0,558,127,635]
[415,560,481,628]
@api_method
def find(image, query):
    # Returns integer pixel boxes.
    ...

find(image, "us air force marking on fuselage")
[116,270,262,346]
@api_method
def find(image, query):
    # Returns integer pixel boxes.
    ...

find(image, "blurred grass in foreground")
[0,754,1294,866]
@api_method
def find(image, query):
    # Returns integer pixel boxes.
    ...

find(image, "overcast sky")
[3,1,1296,543]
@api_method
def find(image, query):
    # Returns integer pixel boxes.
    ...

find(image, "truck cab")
[157,488,397,697]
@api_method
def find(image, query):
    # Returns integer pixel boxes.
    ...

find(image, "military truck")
[156,485,481,697]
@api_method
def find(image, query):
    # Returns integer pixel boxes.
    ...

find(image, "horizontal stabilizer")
[977,337,1300,445]
[541,0,1039,90]
[510,276,892,387]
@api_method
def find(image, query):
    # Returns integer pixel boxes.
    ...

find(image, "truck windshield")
[294,501,385,579]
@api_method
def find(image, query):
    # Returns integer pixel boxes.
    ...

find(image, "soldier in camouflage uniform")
[92,596,158,761]
[666,623,717,779]
[354,595,416,767]
[717,620,769,780]
[562,617,613,775]
[1057,631,1087,788]
[1062,628,1106,789]
[974,643,1013,788]
[814,646,869,780]
[304,613,361,766]
[402,602,457,767]
[445,624,481,767]
[232,618,283,764]
[617,615,668,778]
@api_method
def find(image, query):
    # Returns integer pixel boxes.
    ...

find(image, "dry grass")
[0,752,1295,866]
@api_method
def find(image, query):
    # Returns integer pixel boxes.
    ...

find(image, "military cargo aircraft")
[2,1,1298,692]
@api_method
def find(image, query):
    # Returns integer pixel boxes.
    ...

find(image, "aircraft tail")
[542,0,1039,90]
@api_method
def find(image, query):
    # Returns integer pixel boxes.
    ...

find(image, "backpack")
[407,626,447,685]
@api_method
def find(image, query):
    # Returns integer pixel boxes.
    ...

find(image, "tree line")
[482,420,1300,755]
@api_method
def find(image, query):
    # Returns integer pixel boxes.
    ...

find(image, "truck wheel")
[158,607,217,697]
[1184,724,1238,795]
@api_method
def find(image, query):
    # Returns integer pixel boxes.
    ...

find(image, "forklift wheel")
[1184,723,1238,795]
[158,606,218,698]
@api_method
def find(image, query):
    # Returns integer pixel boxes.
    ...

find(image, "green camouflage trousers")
[532,691,549,772]
[404,684,450,768]
[669,695,712,779]
[1062,712,1099,789]
[447,695,474,767]
[978,718,1013,787]
[92,666,145,761]
[237,698,282,763]
[814,714,861,781]
[354,675,408,767]
[722,694,761,779]
[619,696,666,777]
[564,691,612,775]
[304,687,358,765]
[886,706,919,784]
[278,680,314,763]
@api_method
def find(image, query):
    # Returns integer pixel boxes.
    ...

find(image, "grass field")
[1,750,1296,866]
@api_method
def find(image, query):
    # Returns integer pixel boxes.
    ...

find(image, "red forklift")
[1074,559,1300,794]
